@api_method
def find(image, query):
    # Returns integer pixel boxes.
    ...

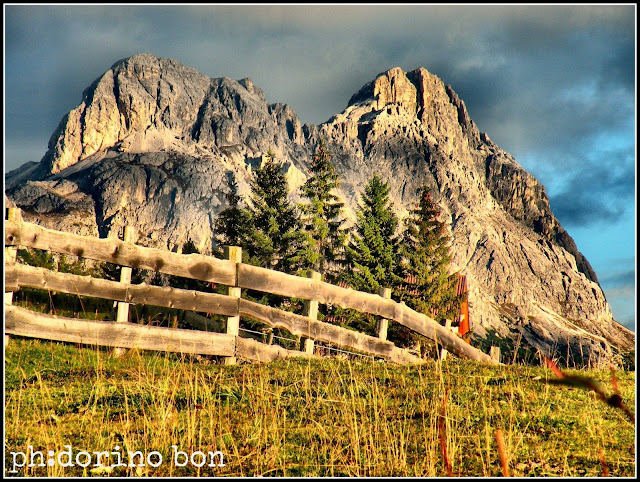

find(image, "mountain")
[5,53,634,365]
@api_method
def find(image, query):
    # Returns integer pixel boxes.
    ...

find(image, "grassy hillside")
[4,337,635,477]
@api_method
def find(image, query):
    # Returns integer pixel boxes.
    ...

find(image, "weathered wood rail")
[4,305,308,363]
[4,214,498,365]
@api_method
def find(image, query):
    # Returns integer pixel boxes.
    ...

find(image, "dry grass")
[4,337,636,477]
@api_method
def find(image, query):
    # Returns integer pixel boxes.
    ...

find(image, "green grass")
[4,336,636,477]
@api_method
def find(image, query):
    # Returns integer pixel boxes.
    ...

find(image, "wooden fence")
[4,209,499,365]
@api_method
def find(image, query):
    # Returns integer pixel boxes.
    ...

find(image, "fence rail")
[4,214,497,365]
[5,305,310,363]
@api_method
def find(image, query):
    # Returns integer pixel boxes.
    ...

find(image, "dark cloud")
[619,316,635,332]
[444,28,635,167]
[548,146,635,228]
[602,282,636,331]
[601,269,635,290]
[590,255,636,332]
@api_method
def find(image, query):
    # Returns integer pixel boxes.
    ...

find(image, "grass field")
[4,336,636,477]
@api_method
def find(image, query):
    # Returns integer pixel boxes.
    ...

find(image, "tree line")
[213,142,465,351]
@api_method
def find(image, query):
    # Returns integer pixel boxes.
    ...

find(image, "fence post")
[4,208,21,305]
[5,207,22,347]
[439,319,459,361]
[263,327,274,345]
[223,246,242,365]
[490,346,501,364]
[376,287,392,341]
[116,226,136,323]
[300,270,321,355]
[112,226,136,356]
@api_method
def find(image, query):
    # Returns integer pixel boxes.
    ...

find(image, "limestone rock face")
[6,54,634,365]
[42,55,207,174]
[311,67,633,362]
[6,178,99,238]
[36,54,306,177]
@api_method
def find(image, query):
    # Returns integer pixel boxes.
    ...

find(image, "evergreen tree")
[343,174,402,294]
[337,175,403,336]
[57,254,86,275]
[213,171,248,251]
[17,247,56,271]
[242,151,308,273]
[169,239,214,293]
[299,141,348,281]
[94,260,121,282]
[396,187,463,323]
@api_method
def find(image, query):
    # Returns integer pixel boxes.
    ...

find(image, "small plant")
[437,388,454,476]
[543,357,635,423]
[495,429,509,477]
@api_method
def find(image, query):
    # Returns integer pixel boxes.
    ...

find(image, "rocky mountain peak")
[40,53,278,177]
[349,67,417,110]
[346,66,477,136]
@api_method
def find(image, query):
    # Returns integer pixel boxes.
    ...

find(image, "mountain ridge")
[5,53,633,365]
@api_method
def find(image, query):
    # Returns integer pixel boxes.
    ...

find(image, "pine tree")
[397,187,463,323]
[299,141,348,281]
[337,175,403,335]
[58,254,86,275]
[213,171,248,251]
[17,247,56,271]
[95,260,121,282]
[343,174,402,294]
[242,151,308,273]
[169,239,214,293]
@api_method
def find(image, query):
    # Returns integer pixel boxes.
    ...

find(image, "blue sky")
[3,4,636,331]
